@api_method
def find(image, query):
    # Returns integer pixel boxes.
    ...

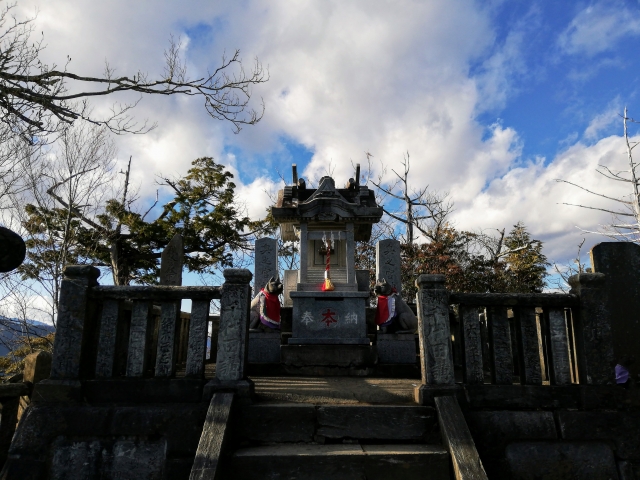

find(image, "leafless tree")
[557,106,640,242]
[13,121,116,324]
[369,152,453,244]
[472,227,533,264]
[550,239,591,293]
[0,2,268,141]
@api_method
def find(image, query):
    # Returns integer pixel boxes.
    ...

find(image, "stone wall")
[421,385,640,480]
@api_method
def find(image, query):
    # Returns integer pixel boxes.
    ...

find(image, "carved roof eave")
[271,206,383,224]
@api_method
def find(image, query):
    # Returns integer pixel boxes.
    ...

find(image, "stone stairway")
[217,403,451,480]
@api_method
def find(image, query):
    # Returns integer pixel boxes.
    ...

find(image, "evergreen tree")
[21,157,272,285]
[502,222,549,293]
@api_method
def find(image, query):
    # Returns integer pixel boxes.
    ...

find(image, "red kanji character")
[320,308,337,327]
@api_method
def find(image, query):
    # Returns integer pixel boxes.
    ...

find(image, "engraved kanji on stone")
[301,311,314,325]
[320,308,338,327]
[345,312,358,324]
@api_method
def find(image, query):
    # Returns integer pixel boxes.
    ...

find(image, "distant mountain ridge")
[0,317,55,357]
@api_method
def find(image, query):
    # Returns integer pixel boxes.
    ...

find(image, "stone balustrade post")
[33,265,99,403]
[416,274,454,386]
[205,268,253,400]
[50,265,100,380]
[568,273,614,385]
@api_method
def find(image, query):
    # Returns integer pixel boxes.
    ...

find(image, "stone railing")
[35,266,252,403]
[415,273,613,392]
[90,284,221,379]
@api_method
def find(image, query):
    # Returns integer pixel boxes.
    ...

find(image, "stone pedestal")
[377,333,416,364]
[248,331,281,364]
[289,291,370,345]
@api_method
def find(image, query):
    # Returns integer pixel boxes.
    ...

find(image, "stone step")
[233,403,439,444]
[223,444,450,480]
[306,268,348,283]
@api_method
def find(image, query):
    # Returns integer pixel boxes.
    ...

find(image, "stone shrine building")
[270,166,382,346]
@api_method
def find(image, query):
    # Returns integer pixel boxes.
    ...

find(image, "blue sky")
[18,0,640,282]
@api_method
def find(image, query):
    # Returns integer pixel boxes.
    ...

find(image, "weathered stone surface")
[185,299,210,378]
[50,266,99,380]
[254,238,278,294]
[462,385,581,410]
[30,379,83,403]
[289,291,369,344]
[49,437,165,480]
[91,285,222,301]
[283,270,297,307]
[450,292,578,307]
[126,301,152,377]
[110,404,207,456]
[154,301,179,377]
[234,404,316,443]
[248,331,281,364]
[505,441,618,480]
[416,275,454,385]
[0,383,29,399]
[160,233,183,286]
[591,242,640,383]
[377,333,416,364]
[281,345,376,368]
[355,269,370,292]
[515,307,542,385]
[435,396,488,480]
[22,351,51,385]
[466,411,557,457]
[568,272,614,384]
[580,385,640,410]
[8,405,110,458]
[190,393,234,480]
[0,398,18,468]
[460,306,484,384]
[83,379,205,404]
[546,307,572,385]
[559,411,640,462]
[487,306,513,385]
[95,299,119,378]
[345,222,356,285]
[317,405,436,441]
[224,444,448,480]
[215,269,252,382]
[376,239,401,295]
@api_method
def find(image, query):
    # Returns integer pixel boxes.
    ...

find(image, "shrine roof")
[271,176,383,225]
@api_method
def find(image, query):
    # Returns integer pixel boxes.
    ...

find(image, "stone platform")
[281,345,377,376]
[377,333,417,364]
[248,331,281,364]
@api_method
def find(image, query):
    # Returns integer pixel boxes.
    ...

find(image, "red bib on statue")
[261,288,281,323]
[375,295,390,325]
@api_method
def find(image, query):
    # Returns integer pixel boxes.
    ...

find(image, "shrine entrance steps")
[188,376,456,479]
[217,402,450,480]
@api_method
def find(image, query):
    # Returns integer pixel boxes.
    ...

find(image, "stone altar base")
[248,331,282,364]
[281,345,377,376]
[289,291,369,345]
[377,333,417,364]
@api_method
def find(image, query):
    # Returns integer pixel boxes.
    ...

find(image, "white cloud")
[584,100,621,140]
[453,134,633,261]
[558,1,640,56]
[10,0,634,275]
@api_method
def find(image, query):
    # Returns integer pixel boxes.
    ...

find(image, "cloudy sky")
[16,0,640,272]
